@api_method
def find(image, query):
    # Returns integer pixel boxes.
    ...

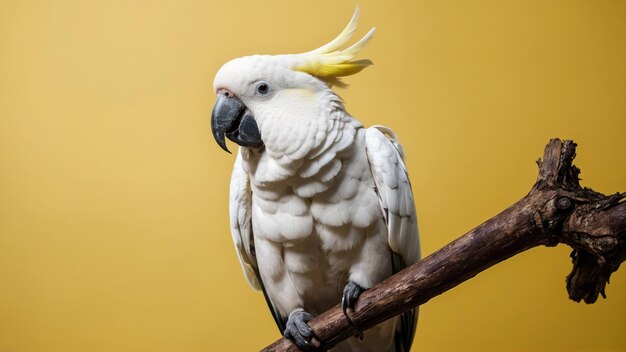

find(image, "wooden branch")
[262,139,625,352]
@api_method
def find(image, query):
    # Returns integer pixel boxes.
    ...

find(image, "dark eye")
[255,82,271,95]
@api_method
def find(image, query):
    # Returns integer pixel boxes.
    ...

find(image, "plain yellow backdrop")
[1,0,624,351]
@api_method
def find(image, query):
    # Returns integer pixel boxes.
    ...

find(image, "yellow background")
[1,0,624,351]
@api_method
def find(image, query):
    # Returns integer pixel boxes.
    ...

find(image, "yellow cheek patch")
[281,88,318,102]
[292,6,375,84]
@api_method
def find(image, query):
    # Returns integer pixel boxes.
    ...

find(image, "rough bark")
[261,139,625,352]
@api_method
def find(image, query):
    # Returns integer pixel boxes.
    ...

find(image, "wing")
[229,150,287,332]
[365,125,421,265]
[365,125,421,352]
[229,150,260,289]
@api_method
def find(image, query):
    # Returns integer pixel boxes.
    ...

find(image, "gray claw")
[342,281,364,312]
[284,310,317,351]
[342,281,364,340]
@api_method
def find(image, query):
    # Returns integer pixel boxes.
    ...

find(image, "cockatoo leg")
[341,280,365,340]
[284,310,320,351]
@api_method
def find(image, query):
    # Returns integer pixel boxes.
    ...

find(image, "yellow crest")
[294,7,375,85]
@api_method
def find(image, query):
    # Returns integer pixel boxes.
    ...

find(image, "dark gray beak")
[211,93,263,153]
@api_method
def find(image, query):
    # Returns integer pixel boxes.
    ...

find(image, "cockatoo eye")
[255,82,271,96]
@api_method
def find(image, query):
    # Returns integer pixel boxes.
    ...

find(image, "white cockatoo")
[211,8,420,352]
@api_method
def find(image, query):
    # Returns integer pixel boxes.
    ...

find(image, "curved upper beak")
[211,93,263,154]
[211,93,245,153]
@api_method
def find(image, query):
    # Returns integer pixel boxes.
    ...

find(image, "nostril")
[217,88,232,98]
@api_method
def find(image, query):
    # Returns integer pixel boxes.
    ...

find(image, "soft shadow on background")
[0,0,624,351]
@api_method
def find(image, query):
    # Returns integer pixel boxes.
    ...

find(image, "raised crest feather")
[293,6,375,85]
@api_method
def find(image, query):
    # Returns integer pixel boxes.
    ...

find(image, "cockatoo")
[210,8,420,352]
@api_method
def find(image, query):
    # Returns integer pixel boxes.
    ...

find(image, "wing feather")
[365,125,421,352]
[365,126,421,265]
[229,150,287,332]
[229,151,260,289]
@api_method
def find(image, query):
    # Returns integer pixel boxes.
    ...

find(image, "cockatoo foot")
[342,281,365,340]
[284,310,322,351]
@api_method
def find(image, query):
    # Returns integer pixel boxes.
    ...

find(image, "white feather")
[317,223,364,252]
[365,126,422,264]
[229,151,261,289]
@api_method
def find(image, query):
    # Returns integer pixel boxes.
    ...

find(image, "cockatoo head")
[211,7,375,153]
